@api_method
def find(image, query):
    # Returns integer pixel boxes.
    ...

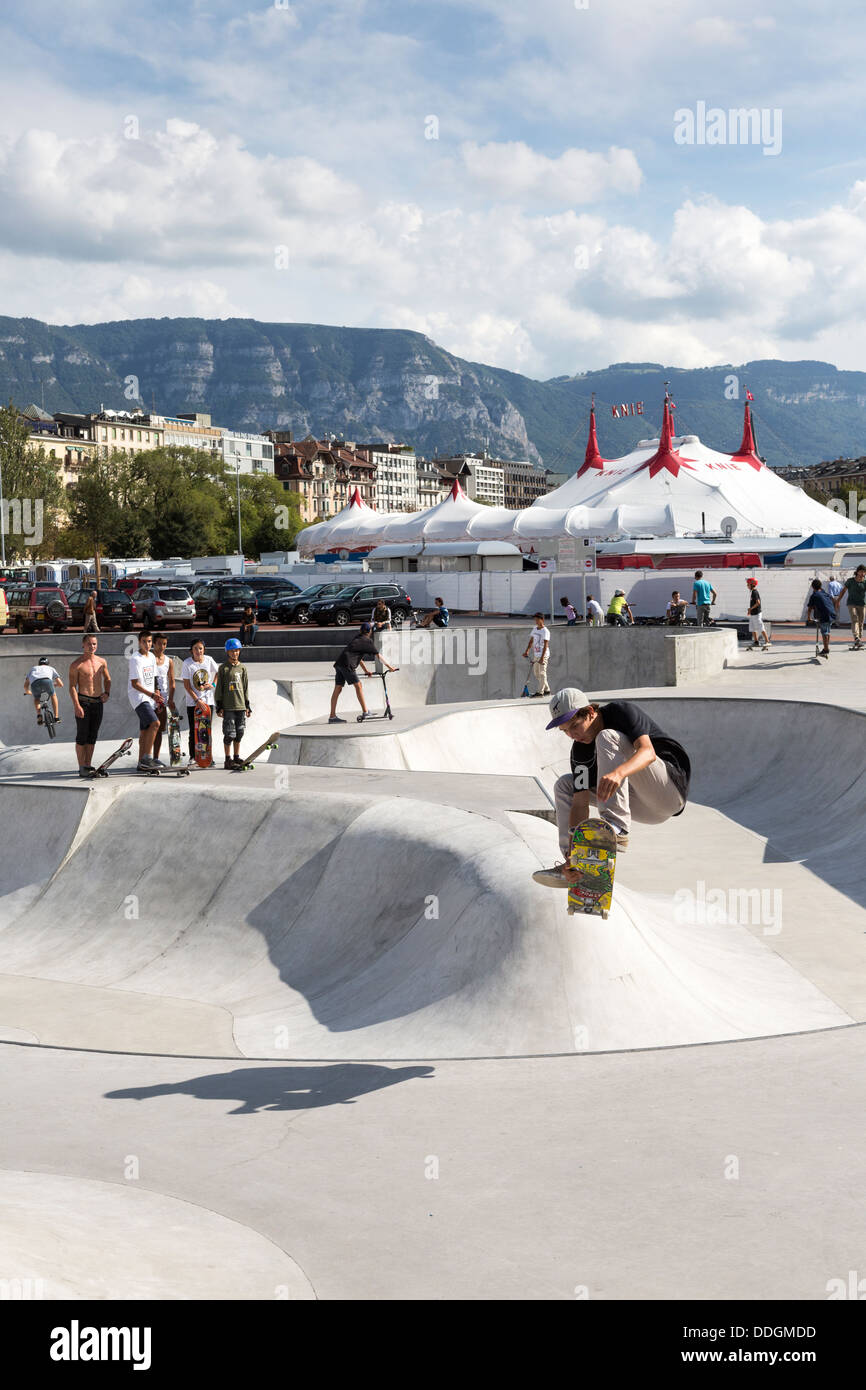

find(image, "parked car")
[5,582,71,633]
[66,587,136,630]
[245,586,290,622]
[194,582,259,627]
[132,584,196,629]
[307,583,414,627]
[269,582,349,624]
[116,575,145,596]
[244,576,302,595]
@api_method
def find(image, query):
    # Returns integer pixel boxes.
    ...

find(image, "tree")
[0,403,64,561]
[68,452,127,581]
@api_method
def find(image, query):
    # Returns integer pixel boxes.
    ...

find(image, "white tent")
[298,488,396,555]
[298,399,863,553]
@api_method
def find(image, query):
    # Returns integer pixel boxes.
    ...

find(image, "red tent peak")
[348,487,366,507]
[730,400,763,471]
[449,477,466,500]
[639,397,697,480]
[577,403,607,477]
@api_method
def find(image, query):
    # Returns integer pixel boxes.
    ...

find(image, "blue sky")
[1,0,866,377]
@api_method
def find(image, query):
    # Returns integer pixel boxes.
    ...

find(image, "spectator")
[215,638,252,768]
[691,571,717,626]
[606,589,633,626]
[522,613,551,697]
[181,638,219,763]
[746,578,770,650]
[82,591,100,634]
[665,590,687,624]
[835,565,866,649]
[560,597,578,625]
[239,604,258,647]
[807,579,835,660]
[586,594,604,627]
[419,596,450,629]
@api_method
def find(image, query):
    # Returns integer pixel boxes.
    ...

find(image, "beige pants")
[554,728,684,856]
[848,605,865,641]
[532,657,550,695]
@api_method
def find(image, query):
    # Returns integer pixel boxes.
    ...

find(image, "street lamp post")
[0,449,5,566]
[234,452,244,572]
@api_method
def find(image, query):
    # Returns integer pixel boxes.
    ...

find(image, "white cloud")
[460,141,642,204]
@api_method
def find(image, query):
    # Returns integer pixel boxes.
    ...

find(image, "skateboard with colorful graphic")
[567,818,617,919]
[231,732,280,771]
[91,737,134,777]
[167,707,182,766]
[193,703,213,768]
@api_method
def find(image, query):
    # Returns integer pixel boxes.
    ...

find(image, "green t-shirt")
[215,661,249,711]
[607,594,626,616]
[842,577,866,607]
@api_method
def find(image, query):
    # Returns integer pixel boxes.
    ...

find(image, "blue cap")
[360,622,373,634]
[225,638,242,651]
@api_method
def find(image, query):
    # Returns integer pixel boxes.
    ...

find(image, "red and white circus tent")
[297,488,396,555]
[297,398,862,555]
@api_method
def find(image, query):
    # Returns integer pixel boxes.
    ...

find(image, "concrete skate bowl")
[0,687,861,1059]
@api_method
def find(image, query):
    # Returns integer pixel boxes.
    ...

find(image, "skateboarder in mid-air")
[532,687,691,888]
[215,639,252,768]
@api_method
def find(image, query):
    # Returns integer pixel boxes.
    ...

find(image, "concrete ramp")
[0,772,851,1058]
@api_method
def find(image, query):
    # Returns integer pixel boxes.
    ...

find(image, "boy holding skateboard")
[181,639,219,764]
[807,579,835,660]
[215,638,252,769]
[532,687,691,888]
[151,632,177,765]
[127,630,163,772]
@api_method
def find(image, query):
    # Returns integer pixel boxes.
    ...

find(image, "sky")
[2,0,866,379]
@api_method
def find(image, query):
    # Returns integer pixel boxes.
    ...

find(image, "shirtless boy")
[69,634,112,776]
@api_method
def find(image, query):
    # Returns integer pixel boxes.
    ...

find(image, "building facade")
[359,443,419,512]
[270,437,377,525]
[220,430,275,475]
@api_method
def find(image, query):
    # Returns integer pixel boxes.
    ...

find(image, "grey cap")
[546,686,591,730]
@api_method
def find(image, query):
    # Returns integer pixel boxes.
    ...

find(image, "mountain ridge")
[1,315,864,471]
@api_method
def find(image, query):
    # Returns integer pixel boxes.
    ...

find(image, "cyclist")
[24,657,63,726]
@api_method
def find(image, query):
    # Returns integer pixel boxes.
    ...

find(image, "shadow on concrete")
[104,1063,434,1114]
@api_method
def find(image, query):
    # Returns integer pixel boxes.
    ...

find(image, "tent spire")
[730,397,763,471]
[577,395,607,477]
[639,393,696,480]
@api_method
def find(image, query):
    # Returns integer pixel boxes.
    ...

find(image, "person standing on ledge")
[532,687,691,888]
[746,578,771,650]
[329,622,397,724]
[522,612,551,697]
[835,564,866,649]
[691,570,717,626]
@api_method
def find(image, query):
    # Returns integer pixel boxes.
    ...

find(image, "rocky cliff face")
[2,318,866,470]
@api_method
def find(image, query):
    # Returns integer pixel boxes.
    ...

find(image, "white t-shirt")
[530,625,550,659]
[128,652,157,709]
[181,655,219,708]
[587,599,604,619]
[666,599,685,615]
[153,654,173,700]
[27,664,59,685]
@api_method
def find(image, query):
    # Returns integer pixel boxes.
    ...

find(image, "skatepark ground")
[1,634,865,1299]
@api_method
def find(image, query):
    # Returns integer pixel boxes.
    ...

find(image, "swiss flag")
[745,389,754,401]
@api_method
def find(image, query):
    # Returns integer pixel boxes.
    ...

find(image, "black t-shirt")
[337,635,378,672]
[569,700,691,806]
[748,589,762,614]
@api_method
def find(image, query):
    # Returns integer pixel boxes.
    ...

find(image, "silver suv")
[132,584,196,629]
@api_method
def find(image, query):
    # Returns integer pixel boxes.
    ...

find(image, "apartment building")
[432,453,505,505]
[221,429,275,475]
[417,457,448,509]
[155,412,222,455]
[270,436,377,525]
[359,443,419,512]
